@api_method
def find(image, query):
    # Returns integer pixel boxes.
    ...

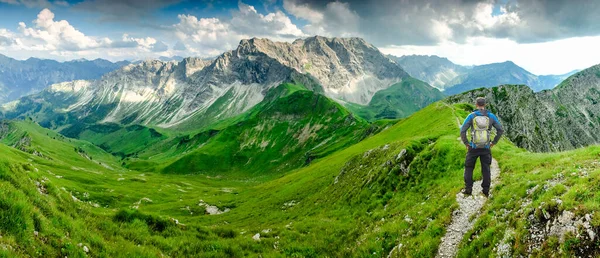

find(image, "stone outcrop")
[447,64,600,152]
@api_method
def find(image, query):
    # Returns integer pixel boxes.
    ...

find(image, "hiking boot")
[482,192,489,198]
[461,189,472,196]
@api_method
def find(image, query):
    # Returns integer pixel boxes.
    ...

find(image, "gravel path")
[436,158,501,258]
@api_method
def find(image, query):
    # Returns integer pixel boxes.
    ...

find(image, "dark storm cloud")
[73,0,182,22]
[283,0,600,45]
[491,0,600,42]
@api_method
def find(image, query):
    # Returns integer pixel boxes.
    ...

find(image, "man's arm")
[460,113,474,146]
[489,113,504,144]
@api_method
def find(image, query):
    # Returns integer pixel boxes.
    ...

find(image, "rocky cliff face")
[0,54,128,104]
[447,64,600,152]
[2,36,416,129]
[233,37,409,104]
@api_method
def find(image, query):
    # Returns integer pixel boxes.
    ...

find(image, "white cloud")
[380,36,600,75]
[119,34,168,52]
[431,19,454,42]
[0,29,17,47]
[1,8,171,61]
[471,3,520,30]
[173,1,306,56]
[231,2,305,37]
[18,8,108,51]
[173,15,241,55]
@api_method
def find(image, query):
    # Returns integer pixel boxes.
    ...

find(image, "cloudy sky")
[0,0,599,74]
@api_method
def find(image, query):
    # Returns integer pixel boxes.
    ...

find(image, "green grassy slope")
[117,83,391,176]
[0,118,277,256]
[59,122,167,158]
[156,84,377,176]
[197,101,598,257]
[0,101,467,257]
[0,98,598,257]
[222,102,467,257]
[0,119,119,167]
[347,77,444,121]
[457,143,600,257]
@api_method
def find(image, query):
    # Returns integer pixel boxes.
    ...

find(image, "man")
[460,97,504,197]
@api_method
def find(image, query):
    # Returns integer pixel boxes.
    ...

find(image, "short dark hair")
[476,97,486,106]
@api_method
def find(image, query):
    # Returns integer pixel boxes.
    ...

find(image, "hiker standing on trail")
[460,97,504,197]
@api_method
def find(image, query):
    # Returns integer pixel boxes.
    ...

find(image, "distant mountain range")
[389,55,579,94]
[0,54,130,104]
[0,36,443,132]
[0,36,440,177]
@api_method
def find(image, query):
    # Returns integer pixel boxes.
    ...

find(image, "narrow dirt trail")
[435,158,501,258]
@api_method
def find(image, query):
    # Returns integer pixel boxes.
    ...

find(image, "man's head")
[476,97,486,108]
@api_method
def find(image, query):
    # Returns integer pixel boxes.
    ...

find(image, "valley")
[0,34,598,257]
[0,98,598,257]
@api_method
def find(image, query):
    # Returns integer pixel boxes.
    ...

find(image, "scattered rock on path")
[436,158,501,258]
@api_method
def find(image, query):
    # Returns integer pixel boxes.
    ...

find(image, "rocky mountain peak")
[235,37,292,57]
[3,36,423,129]
[228,36,408,104]
[178,57,212,77]
[118,60,175,78]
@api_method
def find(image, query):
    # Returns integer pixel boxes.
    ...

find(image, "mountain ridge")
[1,36,439,131]
[447,63,600,152]
[390,54,578,93]
[0,54,130,104]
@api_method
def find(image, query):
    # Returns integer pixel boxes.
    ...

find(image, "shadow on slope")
[151,83,385,176]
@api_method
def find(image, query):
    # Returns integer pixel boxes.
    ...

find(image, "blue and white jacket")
[460,109,504,149]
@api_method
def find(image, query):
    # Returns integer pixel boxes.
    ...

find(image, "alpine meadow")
[0,1,599,257]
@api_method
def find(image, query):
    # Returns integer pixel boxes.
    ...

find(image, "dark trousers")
[464,148,492,194]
